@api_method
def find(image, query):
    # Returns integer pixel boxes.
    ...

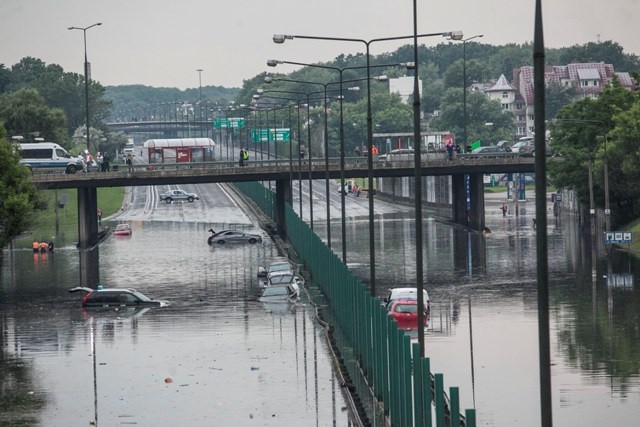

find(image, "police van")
[18,142,83,174]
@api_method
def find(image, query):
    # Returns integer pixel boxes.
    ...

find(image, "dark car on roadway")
[470,146,512,155]
[69,287,169,308]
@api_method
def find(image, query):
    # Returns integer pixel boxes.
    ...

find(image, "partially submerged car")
[266,272,301,296]
[208,229,262,245]
[69,287,169,308]
[383,287,430,315]
[257,260,294,277]
[387,299,428,331]
[160,189,199,203]
[114,223,132,236]
[259,283,299,302]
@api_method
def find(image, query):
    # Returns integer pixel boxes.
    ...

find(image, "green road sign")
[251,128,290,143]
[214,117,245,129]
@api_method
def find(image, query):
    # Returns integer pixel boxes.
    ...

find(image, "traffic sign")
[604,231,633,245]
[251,128,290,142]
[214,117,245,129]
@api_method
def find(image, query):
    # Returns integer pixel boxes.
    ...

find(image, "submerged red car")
[387,299,428,331]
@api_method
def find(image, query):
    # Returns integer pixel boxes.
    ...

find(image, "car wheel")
[187,196,194,202]
[207,236,214,245]
[217,240,226,244]
[532,150,536,157]
[66,165,77,174]
[165,198,172,204]
[248,238,257,244]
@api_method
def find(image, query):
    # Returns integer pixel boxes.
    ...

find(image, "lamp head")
[252,94,260,100]
[267,59,281,67]
[374,75,388,82]
[401,62,416,70]
[256,89,265,94]
[446,31,464,41]
[273,34,293,44]
[264,76,274,84]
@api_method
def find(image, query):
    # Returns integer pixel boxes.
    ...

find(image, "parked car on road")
[469,146,512,156]
[160,189,199,203]
[266,272,301,296]
[114,223,132,236]
[208,229,262,245]
[69,287,169,308]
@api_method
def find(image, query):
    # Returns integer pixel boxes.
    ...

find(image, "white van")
[18,142,83,174]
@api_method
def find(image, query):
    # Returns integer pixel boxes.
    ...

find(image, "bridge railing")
[236,181,476,427]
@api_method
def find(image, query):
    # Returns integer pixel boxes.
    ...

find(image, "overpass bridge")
[30,156,535,248]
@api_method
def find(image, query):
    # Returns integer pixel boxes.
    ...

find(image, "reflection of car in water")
[208,229,262,245]
[69,287,169,308]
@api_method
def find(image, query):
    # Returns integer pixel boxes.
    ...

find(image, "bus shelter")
[143,138,216,164]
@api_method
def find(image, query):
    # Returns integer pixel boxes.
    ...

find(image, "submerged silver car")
[208,229,262,245]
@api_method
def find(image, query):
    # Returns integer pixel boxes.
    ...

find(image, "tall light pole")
[196,69,204,102]
[274,30,462,294]
[267,60,413,262]
[456,34,483,148]
[68,22,102,154]
[196,69,204,137]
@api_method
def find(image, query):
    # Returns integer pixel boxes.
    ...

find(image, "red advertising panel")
[176,147,190,163]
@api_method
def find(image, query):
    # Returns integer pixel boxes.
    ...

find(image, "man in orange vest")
[39,241,49,252]
[33,240,39,252]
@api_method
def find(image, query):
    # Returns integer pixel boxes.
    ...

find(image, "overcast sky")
[2,0,638,90]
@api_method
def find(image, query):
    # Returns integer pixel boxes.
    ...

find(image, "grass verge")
[15,187,125,249]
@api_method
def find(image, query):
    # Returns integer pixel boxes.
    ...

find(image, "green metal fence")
[236,181,476,427]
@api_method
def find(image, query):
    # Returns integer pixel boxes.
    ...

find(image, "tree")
[548,81,639,222]
[429,88,514,144]
[545,80,577,119]
[0,88,68,146]
[0,125,42,250]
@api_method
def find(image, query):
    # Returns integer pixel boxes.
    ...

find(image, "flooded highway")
[2,181,640,426]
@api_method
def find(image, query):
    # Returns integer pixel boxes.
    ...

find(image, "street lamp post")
[68,22,102,154]
[274,30,462,295]
[456,35,483,148]
[267,60,413,262]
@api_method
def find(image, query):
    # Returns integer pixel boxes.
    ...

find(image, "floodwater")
[314,191,640,427]
[0,186,355,426]
[3,182,640,426]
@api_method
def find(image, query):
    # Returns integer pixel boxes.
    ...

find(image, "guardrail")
[236,181,476,427]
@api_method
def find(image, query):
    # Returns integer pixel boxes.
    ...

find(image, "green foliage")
[430,89,514,144]
[548,82,640,225]
[6,57,111,136]
[0,131,42,249]
[0,88,68,146]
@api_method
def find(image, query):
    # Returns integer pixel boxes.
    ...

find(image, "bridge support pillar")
[275,179,292,239]
[452,174,467,225]
[468,173,486,231]
[77,187,99,249]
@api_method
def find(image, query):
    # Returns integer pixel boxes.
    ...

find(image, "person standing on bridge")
[446,140,454,160]
[126,152,133,172]
[239,148,245,167]
[242,148,249,166]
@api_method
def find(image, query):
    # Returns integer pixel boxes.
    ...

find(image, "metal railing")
[236,181,476,427]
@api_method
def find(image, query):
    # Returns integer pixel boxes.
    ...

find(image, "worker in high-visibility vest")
[33,240,40,252]
[242,148,249,166]
[39,241,49,252]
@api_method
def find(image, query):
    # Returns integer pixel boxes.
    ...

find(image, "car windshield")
[262,286,290,297]
[269,274,293,285]
[130,290,151,302]
[393,303,418,313]
[268,263,290,273]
